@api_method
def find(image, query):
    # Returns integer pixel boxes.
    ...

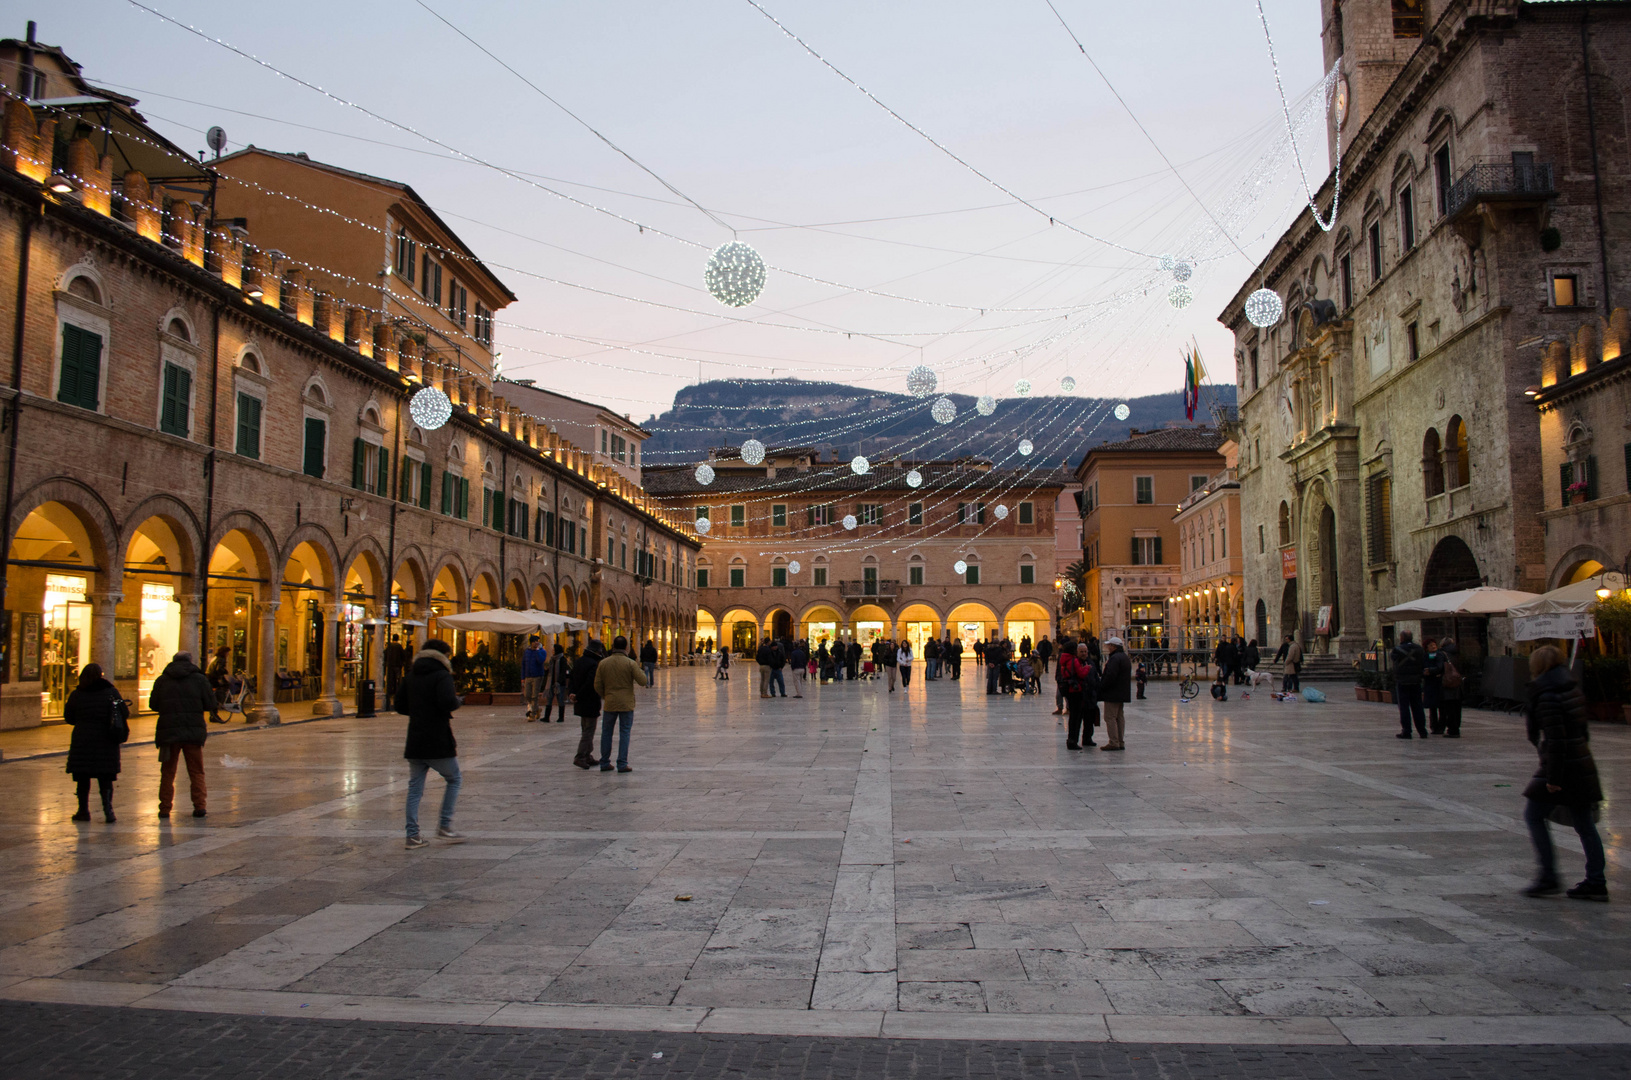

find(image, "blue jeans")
[1524,797,1606,886]
[600,711,634,768]
[643,662,656,685]
[405,757,461,837]
[769,668,786,696]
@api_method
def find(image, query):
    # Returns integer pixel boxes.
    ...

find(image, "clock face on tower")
[1334,75,1351,128]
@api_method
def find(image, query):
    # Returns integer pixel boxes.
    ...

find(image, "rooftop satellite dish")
[206,126,227,158]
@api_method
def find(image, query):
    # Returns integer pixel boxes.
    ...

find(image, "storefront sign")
[1514,611,1595,641]
[18,613,40,681]
[1281,550,1298,580]
[1315,605,1333,636]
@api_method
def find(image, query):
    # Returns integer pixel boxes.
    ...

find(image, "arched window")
[1444,416,1470,489]
[1422,428,1445,497]
[1277,501,1292,546]
[66,274,102,304]
[165,317,190,341]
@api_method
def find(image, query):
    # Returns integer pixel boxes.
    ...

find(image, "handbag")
[110,694,131,744]
[1441,660,1463,690]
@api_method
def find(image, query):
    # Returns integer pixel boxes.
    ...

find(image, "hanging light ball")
[931,396,957,424]
[409,386,452,431]
[739,438,766,465]
[1014,379,1032,396]
[1114,403,1131,421]
[1059,376,1077,393]
[1159,253,1175,272]
[1245,287,1284,328]
[906,365,938,398]
[789,560,801,575]
[993,504,1009,520]
[906,469,923,488]
[1168,284,1194,310]
[954,560,968,575]
[1172,261,1193,283]
[695,517,712,535]
[695,463,715,485]
[1018,439,1034,456]
[976,395,997,416]
[704,240,766,307]
[842,514,858,531]
[851,455,870,475]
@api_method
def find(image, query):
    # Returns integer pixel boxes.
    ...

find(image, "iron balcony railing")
[1445,162,1555,219]
[838,579,901,601]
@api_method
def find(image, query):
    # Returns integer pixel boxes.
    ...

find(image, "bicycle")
[1178,662,1202,702]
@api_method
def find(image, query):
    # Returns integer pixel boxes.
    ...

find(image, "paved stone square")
[1,666,1628,1047]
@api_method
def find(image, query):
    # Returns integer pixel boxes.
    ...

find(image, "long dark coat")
[1525,665,1603,806]
[394,649,461,760]
[65,677,123,779]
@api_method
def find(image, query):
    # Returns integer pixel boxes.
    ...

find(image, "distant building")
[1074,428,1224,649]
[645,448,1067,655]
[500,379,649,487]
[1171,436,1243,653]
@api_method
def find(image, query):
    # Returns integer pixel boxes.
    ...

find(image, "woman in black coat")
[1521,646,1606,900]
[65,663,125,822]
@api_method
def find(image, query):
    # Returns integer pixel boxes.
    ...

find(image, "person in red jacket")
[1059,643,1100,750]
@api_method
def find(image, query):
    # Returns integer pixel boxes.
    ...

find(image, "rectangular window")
[1131,536,1163,565]
[806,503,833,526]
[771,503,786,527]
[353,438,370,490]
[1019,564,1035,585]
[909,565,924,586]
[976,503,986,525]
[441,472,454,515]
[696,568,710,588]
[730,504,745,528]
[395,228,416,282]
[772,567,787,588]
[1369,221,1383,282]
[696,505,709,524]
[1400,185,1415,250]
[813,567,827,586]
[612,435,626,463]
[957,502,969,524]
[1552,274,1578,308]
[620,543,627,569]
[57,323,103,410]
[473,303,493,348]
[607,536,615,563]
[1406,321,1420,362]
[1250,347,1260,391]
[909,502,923,526]
[858,503,880,525]
[1190,474,1208,492]
[1394,0,1423,37]
[1434,144,1452,215]
[1258,523,1266,554]
[303,417,326,478]
[459,478,469,520]
[601,429,608,454]
[235,393,261,459]
[1135,476,1154,505]
[159,362,191,437]
[1340,253,1353,309]
[418,462,432,509]
[454,284,468,328]
[729,567,745,588]
[1367,473,1394,563]
[1018,501,1034,525]
[964,564,980,586]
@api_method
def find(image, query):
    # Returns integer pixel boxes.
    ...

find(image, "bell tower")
[1323,1,1426,163]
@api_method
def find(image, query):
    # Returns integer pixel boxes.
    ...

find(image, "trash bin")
[355,679,376,718]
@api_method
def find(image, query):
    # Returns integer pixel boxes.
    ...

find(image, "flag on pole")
[1183,344,1207,421]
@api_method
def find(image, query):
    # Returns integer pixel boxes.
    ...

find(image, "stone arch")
[158,305,197,343]
[429,554,470,610]
[1444,415,1470,489]
[531,580,553,611]
[206,510,278,581]
[392,545,430,605]
[59,260,108,306]
[470,569,501,611]
[301,372,332,408]
[9,477,118,581]
[277,524,341,588]
[234,340,271,379]
[1551,546,1612,590]
[117,493,202,582]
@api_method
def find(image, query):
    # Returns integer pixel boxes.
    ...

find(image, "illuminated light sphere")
[954,560,968,575]
[1168,284,1194,310]
[851,455,870,475]
[1245,287,1284,328]
[1114,403,1131,421]
[1018,439,1034,456]
[1060,375,1077,392]
[931,396,957,424]
[694,517,712,535]
[695,463,715,485]
[906,469,923,488]
[976,395,996,416]
[1172,260,1193,283]
[906,365,938,398]
[994,504,1009,520]
[1159,253,1175,272]
[788,560,801,575]
[842,514,858,530]
[704,240,766,307]
[409,386,452,431]
[1014,379,1032,396]
[740,438,766,465]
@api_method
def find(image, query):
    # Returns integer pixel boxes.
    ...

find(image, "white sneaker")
[436,828,467,843]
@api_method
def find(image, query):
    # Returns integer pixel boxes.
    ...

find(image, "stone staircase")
[1298,653,1358,683]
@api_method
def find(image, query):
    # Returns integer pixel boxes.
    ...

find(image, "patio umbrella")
[1379,586,1540,623]
[1506,572,1626,641]
[433,609,588,635]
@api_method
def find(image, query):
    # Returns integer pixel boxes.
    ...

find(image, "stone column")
[249,600,281,726]
[311,603,344,717]
[178,593,203,659]
[88,591,123,674]
[370,619,387,687]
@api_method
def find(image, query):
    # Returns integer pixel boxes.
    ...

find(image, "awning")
[1379,586,1540,623]
[432,609,588,636]
[1506,572,1625,641]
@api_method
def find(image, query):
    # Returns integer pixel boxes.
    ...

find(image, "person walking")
[1243,638,1262,679]
[846,639,862,681]
[767,638,788,698]
[790,639,808,697]
[1214,637,1238,686]
[205,645,231,724]
[521,635,548,720]
[1060,643,1100,749]
[881,638,898,692]
[714,646,731,681]
[949,636,963,680]
[395,638,465,848]
[383,633,407,700]
[756,639,775,699]
[65,663,126,822]
[924,636,940,681]
[150,651,215,819]
[1099,637,1131,752]
[569,639,605,769]
[1391,631,1428,739]
[593,635,649,773]
[544,643,572,723]
[974,640,984,667]
[1035,636,1052,675]
[897,640,915,689]
[1520,646,1606,901]
[1437,637,1464,738]
[640,639,659,687]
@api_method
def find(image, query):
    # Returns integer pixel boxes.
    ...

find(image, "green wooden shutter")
[1586,455,1599,502]
[1131,537,1141,565]
[419,462,432,509]
[58,324,103,409]
[493,494,505,533]
[401,460,414,503]
[304,418,327,478]
[441,472,453,515]
[160,363,190,436]
[351,438,367,489]
[458,478,469,519]
[1153,536,1163,564]
[376,448,390,497]
[235,394,261,458]
[1560,461,1574,508]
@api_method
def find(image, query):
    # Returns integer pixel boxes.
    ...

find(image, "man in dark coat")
[150,651,216,819]
[1391,631,1428,739]
[569,639,606,769]
[394,638,464,848]
[640,639,659,687]
[383,634,408,698]
[846,639,862,681]
[1099,637,1132,751]
[66,662,124,822]
[1521,646,1605,900]
[1215,637,1239,685]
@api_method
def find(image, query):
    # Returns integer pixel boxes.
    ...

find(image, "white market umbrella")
[1379,586,1540,623]
[1506,572,1625,641]
[433,608,588,635]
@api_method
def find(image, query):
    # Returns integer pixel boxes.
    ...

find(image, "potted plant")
[489,658,525,707]
[1586,594,1631,723]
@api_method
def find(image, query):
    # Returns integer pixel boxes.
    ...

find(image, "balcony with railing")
[1445,162,1555,219]
[838,578,902,602]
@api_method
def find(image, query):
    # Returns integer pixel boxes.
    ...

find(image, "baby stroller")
[1017,660,1040,696]
[860,660,877,681]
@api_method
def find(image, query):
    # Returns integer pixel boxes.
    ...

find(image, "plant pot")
[1379,690,1394,704]
[1585,701,1627,724]
[490,692,524,706]
[462,692,492,705]
[1356,687,1368,701]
